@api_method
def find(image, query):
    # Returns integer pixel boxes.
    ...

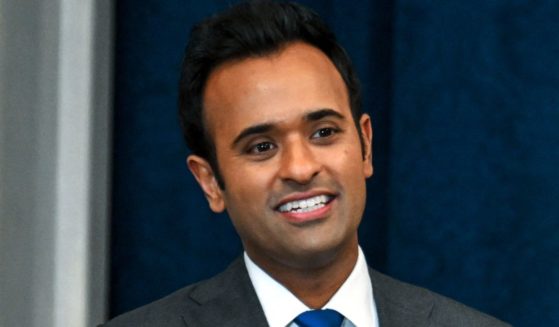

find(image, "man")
[101,2,510,326]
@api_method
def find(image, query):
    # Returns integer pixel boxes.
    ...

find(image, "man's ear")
[186,155,225,213]
[359,114,374,177]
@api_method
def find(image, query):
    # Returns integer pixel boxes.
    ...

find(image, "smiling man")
[192,41,372,315]
[101,1,509,326]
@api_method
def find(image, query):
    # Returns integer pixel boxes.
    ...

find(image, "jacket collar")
[370,268,434,327]
[181,257,434,327]
[181,257,268,326]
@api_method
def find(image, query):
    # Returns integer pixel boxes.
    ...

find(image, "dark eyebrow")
[231,108,345,148]
[305,108,345,122]
[232,123,275,148]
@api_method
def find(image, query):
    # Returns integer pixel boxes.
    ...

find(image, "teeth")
[278,195,332,213]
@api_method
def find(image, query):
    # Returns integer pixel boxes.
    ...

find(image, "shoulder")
[369,269,511,327]
[99,258,248,327]
[97,282,196,327]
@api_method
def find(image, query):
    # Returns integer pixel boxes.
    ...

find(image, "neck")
[249,241,359,309]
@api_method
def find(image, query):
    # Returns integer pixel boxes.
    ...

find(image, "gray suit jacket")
[101,257,510,327]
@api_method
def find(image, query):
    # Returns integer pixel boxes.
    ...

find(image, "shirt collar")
[244,247,379,327]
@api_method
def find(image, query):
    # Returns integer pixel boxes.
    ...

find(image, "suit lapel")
[180,257,268,327]
[370,268,434,327]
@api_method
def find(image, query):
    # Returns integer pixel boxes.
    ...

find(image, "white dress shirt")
[244,247,379,327]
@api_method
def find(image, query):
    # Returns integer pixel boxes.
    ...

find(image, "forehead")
[202,42,350,142]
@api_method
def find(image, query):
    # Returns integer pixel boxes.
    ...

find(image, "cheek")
[328,145,368,208]
[222,162,276,206]
[330,146,363,176]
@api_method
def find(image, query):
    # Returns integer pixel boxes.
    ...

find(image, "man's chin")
[277,241,356,271]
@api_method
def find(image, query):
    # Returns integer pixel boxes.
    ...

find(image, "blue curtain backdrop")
[111,1,559,325]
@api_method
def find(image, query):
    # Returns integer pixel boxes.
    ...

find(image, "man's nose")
[278,139,322,184]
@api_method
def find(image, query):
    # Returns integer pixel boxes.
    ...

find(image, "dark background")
[110,1,559,326]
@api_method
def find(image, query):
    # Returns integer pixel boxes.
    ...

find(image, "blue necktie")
[294,309,344,327]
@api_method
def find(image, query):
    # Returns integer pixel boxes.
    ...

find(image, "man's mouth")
[277,194,334,213]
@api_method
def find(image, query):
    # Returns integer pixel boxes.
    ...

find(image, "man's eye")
[248,142,276,154]
[311,127,337,139]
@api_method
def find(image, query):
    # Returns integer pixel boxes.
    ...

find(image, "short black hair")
[179,1,362,188]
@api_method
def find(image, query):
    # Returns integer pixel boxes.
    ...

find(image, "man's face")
[188,42,373,271]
